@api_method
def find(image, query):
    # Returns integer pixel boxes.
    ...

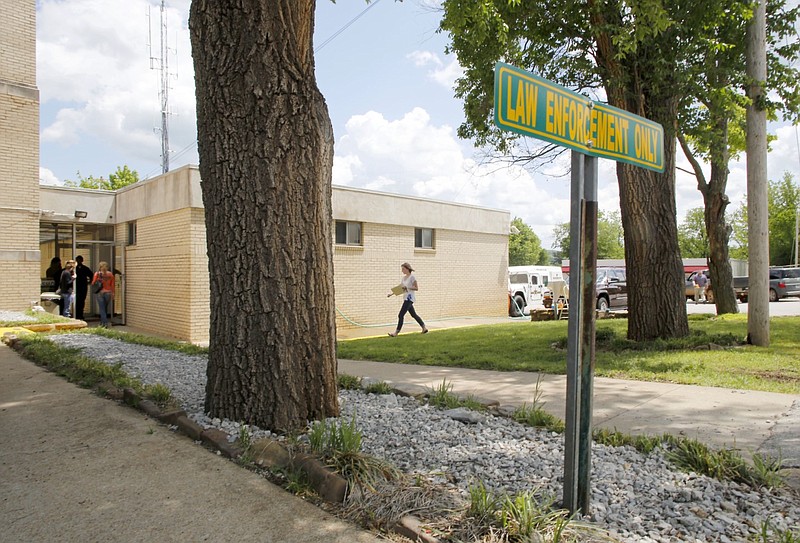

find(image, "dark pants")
[97,292,112,326]
[396,299,425,332]
[75,288,88,320]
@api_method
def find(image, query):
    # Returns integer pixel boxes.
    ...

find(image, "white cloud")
[39,167,61,186]
[407,50,463,89]
[332,107,571,248]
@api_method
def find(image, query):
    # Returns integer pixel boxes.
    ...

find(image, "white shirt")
[402,273,416,302]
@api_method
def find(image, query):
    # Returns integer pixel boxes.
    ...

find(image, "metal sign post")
[577,155,598,513]
[493,61,659,517]
[563,152,598,515]
[563,151,585,513]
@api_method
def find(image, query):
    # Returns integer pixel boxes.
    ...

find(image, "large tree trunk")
[593,10,689,341]
[616,101,689,341]
[677,119,739,315]
[705,112,738,315]
[190,0,339,431]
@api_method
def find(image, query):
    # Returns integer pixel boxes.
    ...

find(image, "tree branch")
[677,130,708,196]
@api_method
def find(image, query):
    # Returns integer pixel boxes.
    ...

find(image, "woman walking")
[92,261,115,327]
[387,262,428,337]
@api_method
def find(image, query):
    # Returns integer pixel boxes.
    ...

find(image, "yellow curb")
[22,323,56,332]
[0,326,35,337]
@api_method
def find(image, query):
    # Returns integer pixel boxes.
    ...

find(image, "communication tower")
[148,0,173,174]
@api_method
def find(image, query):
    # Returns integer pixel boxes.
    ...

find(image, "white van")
[508,266,564,316]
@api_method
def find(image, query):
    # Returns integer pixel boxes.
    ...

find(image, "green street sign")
[494,62,664,173]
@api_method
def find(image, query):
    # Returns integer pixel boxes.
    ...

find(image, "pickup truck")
[685,270,748,303]
[546,267,627,311]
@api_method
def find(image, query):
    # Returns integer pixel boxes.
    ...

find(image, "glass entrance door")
[74,241,124,325]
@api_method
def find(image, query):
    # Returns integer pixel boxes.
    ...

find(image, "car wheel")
[769,289,778,303]
[596,296,609,312]
[514,294,526,316]
[509,295,521,317]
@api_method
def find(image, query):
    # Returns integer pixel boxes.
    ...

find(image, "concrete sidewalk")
[0,343,381,543]
[338,359,800,468]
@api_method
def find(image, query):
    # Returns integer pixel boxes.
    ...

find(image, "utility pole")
[746,0,769,346]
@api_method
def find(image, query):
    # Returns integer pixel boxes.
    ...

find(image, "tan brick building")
[39,166,510,343]
[0,0,40,310]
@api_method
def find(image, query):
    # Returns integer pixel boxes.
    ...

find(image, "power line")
[315,0,383,52]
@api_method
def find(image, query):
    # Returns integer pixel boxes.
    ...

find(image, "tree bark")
[190,0,339,431]
[594,16,689,341]
[705,123,739,315]
[677,123,739,315]
[616,101,689,341]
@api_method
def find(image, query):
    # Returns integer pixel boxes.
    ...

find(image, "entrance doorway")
[75,242,125,325]
[40,222,124,325]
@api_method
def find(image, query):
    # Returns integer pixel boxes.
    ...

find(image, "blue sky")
[36,0,800,249]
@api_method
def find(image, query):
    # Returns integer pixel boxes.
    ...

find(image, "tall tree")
[677,0,799,315]
[509,217,548,265]
[553,211,624,260]
[107,165,140,190]
[768,172,800,265]
[441,0,691,340]
[677,207,709,259]
[64,165,139,190]
[190,0,338,431]
[729,173,800,265]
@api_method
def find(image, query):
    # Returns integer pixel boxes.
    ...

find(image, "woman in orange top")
[92,261,115,327]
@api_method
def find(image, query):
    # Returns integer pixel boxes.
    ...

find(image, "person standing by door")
[59,260,76,318]
[73,255,93,320]
[46,256,63,314]
[92,261,115,327]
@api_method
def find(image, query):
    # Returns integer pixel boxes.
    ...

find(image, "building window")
[335,221,362,246]
[415,228,434,249]
[127,221,137,246]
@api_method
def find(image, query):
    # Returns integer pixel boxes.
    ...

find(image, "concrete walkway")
[0,343,381,543]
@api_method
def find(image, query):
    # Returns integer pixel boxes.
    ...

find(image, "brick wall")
[121,208,210,343]
[0,0,40,311]
[0,1,36,86]
[333,223,508,331]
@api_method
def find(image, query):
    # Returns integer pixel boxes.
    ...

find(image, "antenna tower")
[148,0,172,174]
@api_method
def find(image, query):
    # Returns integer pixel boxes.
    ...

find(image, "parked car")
[768,266,800,302]
[551,268,627,311]
[595,267,627,311]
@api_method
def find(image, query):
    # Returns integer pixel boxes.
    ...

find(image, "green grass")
[11,334,180,408]
[13,334,143,393]
[337,314,800,394]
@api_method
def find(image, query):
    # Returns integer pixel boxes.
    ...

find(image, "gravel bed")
[47,333,800,542]
[0,310,36,322]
